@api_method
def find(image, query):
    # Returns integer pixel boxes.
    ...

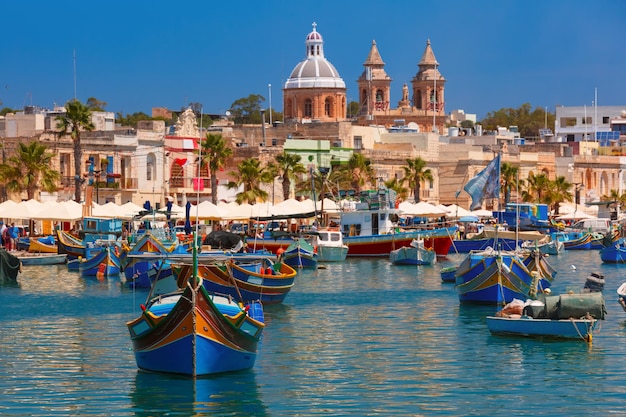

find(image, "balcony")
[169,176,210,191]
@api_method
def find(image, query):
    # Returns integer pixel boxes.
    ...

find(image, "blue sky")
[2,0,625,120]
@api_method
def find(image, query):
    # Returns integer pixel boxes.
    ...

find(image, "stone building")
[283,23,347,123]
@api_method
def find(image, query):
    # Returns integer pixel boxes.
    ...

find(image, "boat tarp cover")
[0,249,20,281]
[524,292,606,320]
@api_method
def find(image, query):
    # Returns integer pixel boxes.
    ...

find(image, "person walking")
[8,223,19,252]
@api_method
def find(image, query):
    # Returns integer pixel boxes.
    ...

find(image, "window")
[354,136,362,150]
[146,153,156,181]
[603,116,610,124]
[304,99,312,117]
[325,98,332,116]
[582,117,592,124]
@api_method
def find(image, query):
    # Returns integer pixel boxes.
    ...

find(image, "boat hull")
[17,253,67,266]
[486,316,597,340]
[389,245,436,265]
[127,285,263,376]
[317,245,348,262]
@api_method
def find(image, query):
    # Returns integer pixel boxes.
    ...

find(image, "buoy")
[276,248,285,256]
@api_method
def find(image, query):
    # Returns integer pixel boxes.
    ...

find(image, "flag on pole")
[463,154,500,210]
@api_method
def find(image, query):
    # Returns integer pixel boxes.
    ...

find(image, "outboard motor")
[584,272,605,293]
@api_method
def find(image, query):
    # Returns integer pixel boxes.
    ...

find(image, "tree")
[548,176,573,214]
[521,172,550,203]
[56,99,94,202]
[340,153,375,194]
[115,111,152,127]
[384,176,409,201]
[500,162,524,205]
[272,151,307,201]
[0,141,60,199]
[0,107,18,116]
[228,94,265,124]
[196,133,233,204]
[347,101,360,118]
[402,157,433,203]
[86,97,107,111]
[227,158,274,204]
[480,103,556,138]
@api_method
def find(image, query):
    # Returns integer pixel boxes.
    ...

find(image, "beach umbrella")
[471,209,495,218]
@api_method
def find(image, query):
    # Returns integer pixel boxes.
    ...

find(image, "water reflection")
[131,371,267,416]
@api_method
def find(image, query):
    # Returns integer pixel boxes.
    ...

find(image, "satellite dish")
[225,111,231,116]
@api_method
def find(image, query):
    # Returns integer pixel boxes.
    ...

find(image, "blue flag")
[464,154,500,210]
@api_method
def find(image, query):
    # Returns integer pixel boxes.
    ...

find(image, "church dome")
[285,23,346,89]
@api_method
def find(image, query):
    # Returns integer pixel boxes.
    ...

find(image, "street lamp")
[260,109,266,147]
[268,84,272,125]
[94,170,102,204]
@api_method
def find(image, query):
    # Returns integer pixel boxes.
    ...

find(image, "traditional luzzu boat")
[552,231,593,250]
[122,232,184,288]
[279,237,318,269]
[486,292,606,341]
[229,257,297,288]
[174,262,295,304]
[127,243,265,376]
[16,252,67,266]
[454,247,554,304]
[78,217,122,277]
[600,238,626,263]
[56,230,85,260]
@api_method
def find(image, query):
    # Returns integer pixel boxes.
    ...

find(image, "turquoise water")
[1,250,625,416]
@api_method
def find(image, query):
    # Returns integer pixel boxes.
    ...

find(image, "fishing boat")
[175,262,295,304]
[79,217,123,277]
[454,247,553,304]
[80,245,121,276]
[492,203,551,231]
[127,271,265,375]
[521,235,564,255]
[452,229,543,254]
[56,230,85,259]
[28,236,58,253]
[389,238,436,266]
[279,237,318,269]
[122,232,184,288]
[0,248,21,282]
[16,252,67,266]
[486,293,606,341]
[601,238,626,263]
[552,231,593,250]
[229,258,297,288]
[440,266,457,282]
[127,235,265,376]
[315,227,348,262]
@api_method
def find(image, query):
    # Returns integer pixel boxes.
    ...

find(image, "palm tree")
[0,141,60,199]
[227,158,274,204]
[0,141,60,233]
[196,133,233,204]
[549,176,573,215]
[500,162,524,205]
[402,157,433,203]
[272,151,307,201]
[384,176,409,201]
[56,99,94,202]
[521,172,550,203]
[341,153,374,194]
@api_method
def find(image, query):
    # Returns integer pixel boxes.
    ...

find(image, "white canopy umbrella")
[555,211,597,220]
[192,201,227,220]
[32,201,83,221]
[471,209,495,218]
[315,198,340,212]
[0,200,20,219]
[119,202,145,218]
[271,198,307,216]
[222,203,253,220]
[0,200,42,220]
[92,201,124,218]
[558,202,598,216]
[249,202,273,219]
[445,204,473,219]
[399,201,447,217]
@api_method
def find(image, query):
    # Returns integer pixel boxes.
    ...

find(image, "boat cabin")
[334,188,400,237]
[494,203,549,230]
